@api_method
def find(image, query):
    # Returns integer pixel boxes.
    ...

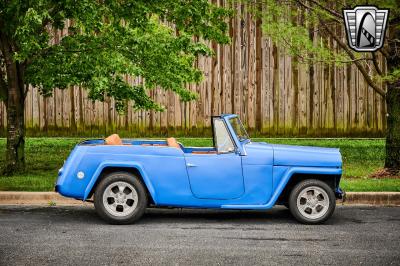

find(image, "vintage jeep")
[56,114,344,224]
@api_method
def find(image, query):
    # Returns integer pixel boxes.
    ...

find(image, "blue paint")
[184,152,244,199]
[55,114,344,209]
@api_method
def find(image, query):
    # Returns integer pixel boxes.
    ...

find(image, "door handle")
[186,163,197,167]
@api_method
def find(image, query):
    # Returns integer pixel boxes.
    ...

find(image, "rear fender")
[83,161,156,203]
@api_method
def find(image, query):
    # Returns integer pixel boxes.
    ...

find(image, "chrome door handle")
[186,163,197,167]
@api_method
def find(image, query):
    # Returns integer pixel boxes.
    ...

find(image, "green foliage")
[382,69,400,83]
[0,0,232,111]
[340,178,400,192]
[241,0,399,73]
[241,0,348,64]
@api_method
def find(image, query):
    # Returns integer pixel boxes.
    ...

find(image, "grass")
[0,137,399,192]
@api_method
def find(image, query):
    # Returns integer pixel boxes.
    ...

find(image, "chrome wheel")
[296,186,329,220]
[102,181,138,217]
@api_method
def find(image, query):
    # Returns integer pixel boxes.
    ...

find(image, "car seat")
[167,137,181,149]
[104,134,123,145]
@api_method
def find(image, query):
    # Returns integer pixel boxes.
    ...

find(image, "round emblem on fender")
[77,171,85,179]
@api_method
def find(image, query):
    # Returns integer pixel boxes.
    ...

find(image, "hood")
[270,143,342,168]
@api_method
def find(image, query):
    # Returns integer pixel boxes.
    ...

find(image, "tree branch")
[294,0,342,23]
[279,35,374,64]
[320,20,386,97]
[308,0,343,19]
[372,52,383,76]
[380,47,389,59]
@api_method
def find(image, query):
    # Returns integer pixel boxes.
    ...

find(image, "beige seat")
[167,137,181,149]
[105,134,123,145]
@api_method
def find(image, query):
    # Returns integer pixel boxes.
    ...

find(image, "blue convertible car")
[56,114,344,224]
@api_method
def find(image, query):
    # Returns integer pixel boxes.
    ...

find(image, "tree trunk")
[384,82,400,172]
[1,37,26,174]
[384,24,400,173]
[5,82,25,173]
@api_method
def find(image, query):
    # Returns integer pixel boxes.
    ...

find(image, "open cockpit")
[79,134,217,154]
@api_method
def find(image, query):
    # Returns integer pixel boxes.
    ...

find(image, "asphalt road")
[0,205,399,266]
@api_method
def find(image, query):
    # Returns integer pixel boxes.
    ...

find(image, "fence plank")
[0,2,387,137]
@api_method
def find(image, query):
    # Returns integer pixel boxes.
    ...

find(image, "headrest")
[167,137,181,149]
[105,134,123,145]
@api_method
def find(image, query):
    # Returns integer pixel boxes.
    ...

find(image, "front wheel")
[288,179,336,224]
[94,172,148,224]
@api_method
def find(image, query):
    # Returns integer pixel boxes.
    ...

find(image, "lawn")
[0,138,399,192]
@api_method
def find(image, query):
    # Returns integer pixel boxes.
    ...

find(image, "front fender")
[221,166,342,209]
[83,161,157,203]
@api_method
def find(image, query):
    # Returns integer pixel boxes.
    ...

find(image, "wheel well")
[88,166,155,205]
[277,173,340,204]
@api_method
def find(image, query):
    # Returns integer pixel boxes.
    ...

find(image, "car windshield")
[229,117,249,142]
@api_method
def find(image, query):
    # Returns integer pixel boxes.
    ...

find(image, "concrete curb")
[0,191,399,206]
[340,192,400,206]
[0,192,92,206]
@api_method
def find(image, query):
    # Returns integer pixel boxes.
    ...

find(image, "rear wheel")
[288,179,336,224]
[94,172,148,224]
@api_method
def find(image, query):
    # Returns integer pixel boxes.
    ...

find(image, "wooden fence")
[0,3,387,137]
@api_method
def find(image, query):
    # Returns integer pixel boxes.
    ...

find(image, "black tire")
[94,171,148,224]
[288,179,336,224]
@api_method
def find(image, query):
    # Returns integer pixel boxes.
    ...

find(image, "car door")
[184,118,244,200]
